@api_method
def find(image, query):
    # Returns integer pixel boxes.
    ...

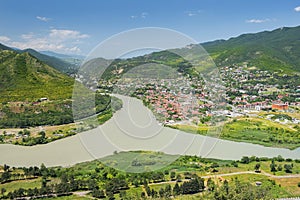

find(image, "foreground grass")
[0,178,41,194]
[1,151,300,199]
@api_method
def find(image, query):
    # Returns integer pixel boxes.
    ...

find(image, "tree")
[223,180,229,195]
[165,184,172,198]
[1,188,6,196]
[40,163,48,177]
[181,176,204,194]
[107,191,115,200]
[88,179,98,190]
[119,190,127,199]
[33,187,39,196]
[42,176,47,188]
[207,178,216,192]
[91,189,105,198]
[159,187,165,198]
[284,164,293,173]
[270,160,277,172]
[1,171,11,183]
[173,183,181,196]
[176,174,182,182]
[145,185,151,197]
[231,161,238,167]
[276,155,284,162]
[38,131,46,143]
[254,163,261,172]
[55,183,70,194]
[241,156,250,164]
[3,164,10,172]
[151,189,158,198]
[170,171,176,180]
[133,180,139,187]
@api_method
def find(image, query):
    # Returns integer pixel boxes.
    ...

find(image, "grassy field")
[1,152,300,199]
[0,178,42,194]
[100,151,178,173]
[170,116,300,149]
[222,117,300,149]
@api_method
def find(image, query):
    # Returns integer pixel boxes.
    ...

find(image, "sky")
[0,0,299,56]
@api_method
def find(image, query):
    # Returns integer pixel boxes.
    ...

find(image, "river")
[0,95,299,167]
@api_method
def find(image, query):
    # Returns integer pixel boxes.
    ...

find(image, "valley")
[0,24,300,199]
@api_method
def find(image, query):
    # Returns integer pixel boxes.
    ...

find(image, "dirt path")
[148,171,300,186]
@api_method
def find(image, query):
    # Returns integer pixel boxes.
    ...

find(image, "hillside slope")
[202,26,300,73]
[92,26,300,82]
[0,49,74,102]
[20,48,78,74]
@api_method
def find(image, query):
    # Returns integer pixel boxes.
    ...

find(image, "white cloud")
[185,10,202,17]
[295,6,300,12]
[246,18,270,23]
[0,36,11,42]
[2,29,89,54]
[36,16,51,22]
[49,29,89,40]
[141,12,148,18]
[130,12,148,19]
[21,33,34,40]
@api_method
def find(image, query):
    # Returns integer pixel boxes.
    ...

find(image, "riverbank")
[1,152,299,199]
[0,95,122,146]
[168,117,300,150]
[0,95,299,168]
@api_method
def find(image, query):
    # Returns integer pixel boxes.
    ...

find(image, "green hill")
[0,46,121,130]
[20,48,78,74]
[0,49,74,102]
[0,43,78,74]
[94,26,300,82]
[202,26,300,73]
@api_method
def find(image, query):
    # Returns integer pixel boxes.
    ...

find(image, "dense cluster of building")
[101,64,300,125]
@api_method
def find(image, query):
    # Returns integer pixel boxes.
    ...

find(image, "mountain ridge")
[0,49,74,102]
[0,43,78,74]
[201,25,300,73]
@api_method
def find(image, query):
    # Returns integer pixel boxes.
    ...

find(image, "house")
[272,103,289,110]
[39,97,48,102]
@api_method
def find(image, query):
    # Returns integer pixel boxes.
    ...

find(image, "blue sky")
[0,0,299,55]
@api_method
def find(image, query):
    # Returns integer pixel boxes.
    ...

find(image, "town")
[103,64,300,128]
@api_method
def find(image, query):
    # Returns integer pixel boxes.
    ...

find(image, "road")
[148,170,300,186]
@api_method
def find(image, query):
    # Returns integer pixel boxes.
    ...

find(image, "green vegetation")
[100,151,178,173]
[202,26,300,73]
[170,116,300,150]
[19,48,78,75]
[0,50,74,102]
[222,117,300,149]
[0,152,299,199]
[0,95,122,146]
[0,100,74,128]
[0,48,123,143]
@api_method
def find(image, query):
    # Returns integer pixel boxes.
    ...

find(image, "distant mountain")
[19,48,78,74]
[0,49,74,102]
[0,43,14,51]
[40,50,84,68]
[0,43,79,74]
[93,26,300,82]
[40,50,85,60]
[201,26,300,73]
